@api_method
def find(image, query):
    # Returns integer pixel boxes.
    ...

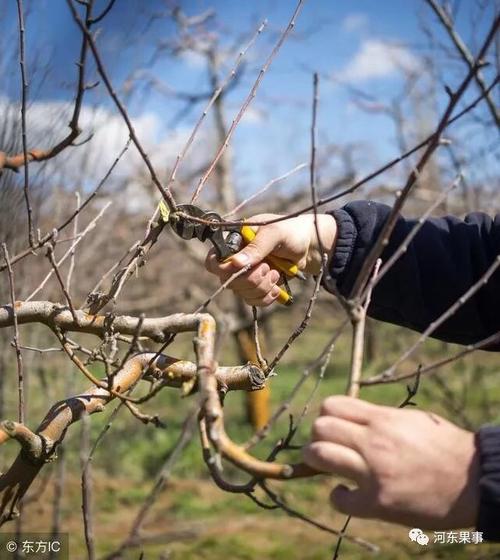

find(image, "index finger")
[319,396,384,425]
[205,248,237,277]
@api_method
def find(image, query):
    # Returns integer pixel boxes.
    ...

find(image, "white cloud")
[342,13,369,33]
[0,96,211,211]
[179,49,206,69]
[337,39,420,83]
[0,96,222,212]
[240,105,264,125]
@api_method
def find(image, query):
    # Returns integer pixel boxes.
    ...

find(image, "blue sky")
[1,0,497,206]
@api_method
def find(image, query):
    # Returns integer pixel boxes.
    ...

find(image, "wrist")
[306,214,337,274]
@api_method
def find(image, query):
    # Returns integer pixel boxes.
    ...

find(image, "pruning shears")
[160,202,305,306]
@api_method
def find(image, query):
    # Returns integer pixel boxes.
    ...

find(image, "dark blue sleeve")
[329,201,500,346]
[327,200,500,541]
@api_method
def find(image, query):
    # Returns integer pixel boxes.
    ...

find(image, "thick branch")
[0,352,264,525]
[0,301,215,343]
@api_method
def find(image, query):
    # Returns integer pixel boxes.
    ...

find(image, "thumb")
[229,226,281,269]
[330,484,368,517]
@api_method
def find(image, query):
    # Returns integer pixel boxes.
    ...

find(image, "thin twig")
[88,0,116,25]
[0,138,130,273]
[166,20,267,198]
[107,410,197,560]
[174,76,499,231]
[3,0,93,176]
[16,0,33,246]
[259,483,378,553]
[190,0,305,202]
[374,175,460,286]
[245,320,348,450]
[194,264,252,312]
[224,163,307,218]
[350,15,499,299]
[374,254,500,383]
[1,244,24,424]
[80,412,95,560]
[332,515,352,560]
[426,0,499,126]
[66,192,80,291]
[266,270,324,374]
[46,245,79,325]
[26,202,111,301]
[251,307,267,369]
[362,329,500,386]
[66,0,177,212]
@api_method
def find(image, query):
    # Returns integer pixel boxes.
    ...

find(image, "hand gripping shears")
[166,203,305,306]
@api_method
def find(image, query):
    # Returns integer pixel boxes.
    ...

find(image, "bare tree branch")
[426,0,499,126]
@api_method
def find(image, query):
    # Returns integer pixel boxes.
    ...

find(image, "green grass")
[6,311,500,559]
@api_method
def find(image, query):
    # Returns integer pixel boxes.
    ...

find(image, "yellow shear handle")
[240,225,302,306]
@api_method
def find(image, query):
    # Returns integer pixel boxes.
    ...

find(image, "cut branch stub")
[0,348,267,526]
[0,301,324,527]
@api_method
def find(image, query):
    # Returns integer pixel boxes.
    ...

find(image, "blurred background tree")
[0,1,498,558]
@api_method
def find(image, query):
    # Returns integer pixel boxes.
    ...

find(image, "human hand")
[302,396,479,529]
[205,213,337,307]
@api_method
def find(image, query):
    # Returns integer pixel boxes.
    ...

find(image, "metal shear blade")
[170,204,239,260]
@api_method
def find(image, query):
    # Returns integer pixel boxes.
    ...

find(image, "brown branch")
[46,245,79,325]
[0,349,264,525]
[350,14,500,299]
[106,410,197,560]
[0,138,130,274]
[0,302,213,342]
[426,0,499,126]
[51,326,139,405]
[80,412,95,560]
[199,414,255,493]
[166,20,267,199]
[1,245,24,423]
[190,0,305,203]
[0,421,40,455]
[362,329,500,386]
[173,75,499,231]
[367,254,500,384]
[66,0,177,212]
[346,259,381,398]
[15,0,33,245]
[3,0,94,182]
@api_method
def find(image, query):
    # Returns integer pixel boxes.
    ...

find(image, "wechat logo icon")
[409,528,429,546]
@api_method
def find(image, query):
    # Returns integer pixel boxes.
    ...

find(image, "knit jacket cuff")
[477,425,500,540]
[322,208,357,294]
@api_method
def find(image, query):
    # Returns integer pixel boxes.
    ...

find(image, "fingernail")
[270,270,280,283]
[230,252,250,268]
[271,287,280,297]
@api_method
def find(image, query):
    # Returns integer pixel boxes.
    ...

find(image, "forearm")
[325,201,500,539]
[326,201,500,347]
